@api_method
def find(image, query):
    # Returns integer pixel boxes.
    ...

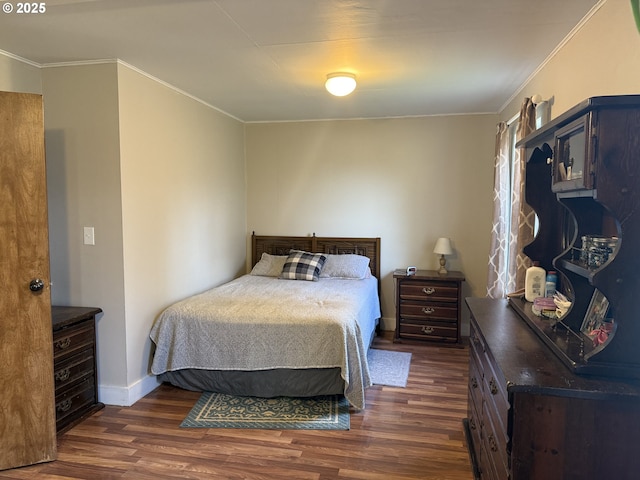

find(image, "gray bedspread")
[149,274,380,409]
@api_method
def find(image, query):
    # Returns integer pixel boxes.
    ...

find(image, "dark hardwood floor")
[1,332,473,479]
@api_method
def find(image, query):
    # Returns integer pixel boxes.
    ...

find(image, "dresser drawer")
[54,350,95,394]
[399,320,458,341]
[482,398,509,480]
[470,321,485,352]
[468,351,483,412]
[55,377,96,430]
[399,281,459,302]
[53,321,95,362]
[399,302,458,321]
[480,350,509,437]
[467,392,482,461]
[483,393,509,473]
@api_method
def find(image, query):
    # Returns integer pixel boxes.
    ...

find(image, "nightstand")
[52,306,104,433]
[393,269,465,345]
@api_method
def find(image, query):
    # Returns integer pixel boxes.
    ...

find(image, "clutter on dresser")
[512,95,640,379]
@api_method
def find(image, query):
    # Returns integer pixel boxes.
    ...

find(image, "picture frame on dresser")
[580,289,609,336]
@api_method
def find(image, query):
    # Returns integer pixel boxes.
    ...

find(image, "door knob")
[29,278,45,292]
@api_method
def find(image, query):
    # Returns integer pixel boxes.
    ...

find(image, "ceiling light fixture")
[325,72,357,97]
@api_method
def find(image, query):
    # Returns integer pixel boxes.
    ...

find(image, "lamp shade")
[325,73,356,96]
[433,237,453,255]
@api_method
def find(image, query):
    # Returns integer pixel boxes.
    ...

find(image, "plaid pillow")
[280,251,327,281]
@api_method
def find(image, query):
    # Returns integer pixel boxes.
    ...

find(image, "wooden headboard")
[251,233,381,279]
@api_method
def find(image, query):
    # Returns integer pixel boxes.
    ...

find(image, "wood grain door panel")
[0,92,57,470]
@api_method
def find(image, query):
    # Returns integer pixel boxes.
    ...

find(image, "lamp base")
[438,255,448,275]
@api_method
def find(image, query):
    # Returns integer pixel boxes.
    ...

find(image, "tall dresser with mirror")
[464,96,640,480]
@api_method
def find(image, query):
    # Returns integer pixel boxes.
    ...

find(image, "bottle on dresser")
[524,262,545,302]
[545,271,557,297]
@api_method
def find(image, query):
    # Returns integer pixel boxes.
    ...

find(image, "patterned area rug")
[181,350,410,429]
[181,393,350,430]
[368,349,412,387]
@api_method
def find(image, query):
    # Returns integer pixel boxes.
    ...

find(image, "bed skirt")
[159,367,345,399]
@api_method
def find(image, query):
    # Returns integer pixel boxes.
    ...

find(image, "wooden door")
[0,92,57,470]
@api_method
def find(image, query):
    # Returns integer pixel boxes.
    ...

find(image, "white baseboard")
[379,315,395,332]
[98,374,161,407]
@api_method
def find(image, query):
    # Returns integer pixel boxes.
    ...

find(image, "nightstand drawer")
[399,282,459,302]
[399,302,457,321]
[53,321,95,362]
[55,377,96,429]
[54,350,95,394]
[399,320,458,341]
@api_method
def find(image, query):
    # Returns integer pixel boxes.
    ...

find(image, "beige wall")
[0,52,41,93]
[117,64,246,391]
[245,115,498,331]
[502,0,640,121]
[43,63,128,392]
[41,62,246,405]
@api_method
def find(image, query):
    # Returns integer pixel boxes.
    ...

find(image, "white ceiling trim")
[499,0,606,114]
[113,59,243,123]
[26,55,244,123]
[41,58,117,68]
[0,48,40,68]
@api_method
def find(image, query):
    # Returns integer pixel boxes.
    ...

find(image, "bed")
[149,233,382,410]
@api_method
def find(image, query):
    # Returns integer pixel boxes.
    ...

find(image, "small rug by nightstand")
[367,349,412,387]
[180,393,349,430]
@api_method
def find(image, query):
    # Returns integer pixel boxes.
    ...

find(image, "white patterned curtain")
[487,98,537,298]
[486,122,511,298]
[512,98,537,290]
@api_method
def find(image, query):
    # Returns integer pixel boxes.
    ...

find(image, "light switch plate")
[83,226,95,245]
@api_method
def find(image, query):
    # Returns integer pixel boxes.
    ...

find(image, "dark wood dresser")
[394,269,465,345]
[464,297,640,480]
[52,306,104,433]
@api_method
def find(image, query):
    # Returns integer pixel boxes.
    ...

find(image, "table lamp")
[433,237,453,274]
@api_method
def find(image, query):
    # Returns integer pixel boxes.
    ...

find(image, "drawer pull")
[421,326,434,334]
[469,418,477,430]
[488,433,498,452]
[55,338,71,350]
[57,399,72,413]
[421,307,435,315]
[471,376,478,389]
[422,287,435,295]
[489,378,498,395]
[55,368,71,381]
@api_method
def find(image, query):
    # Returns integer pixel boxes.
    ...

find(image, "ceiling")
[0,0,601,122]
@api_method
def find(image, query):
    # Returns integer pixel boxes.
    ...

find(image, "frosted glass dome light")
[325,73,357,96]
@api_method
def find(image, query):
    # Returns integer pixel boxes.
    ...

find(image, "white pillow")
[320,254,371,279]
[250,253,288,277]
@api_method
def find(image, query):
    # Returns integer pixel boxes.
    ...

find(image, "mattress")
[150,274,381,409]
